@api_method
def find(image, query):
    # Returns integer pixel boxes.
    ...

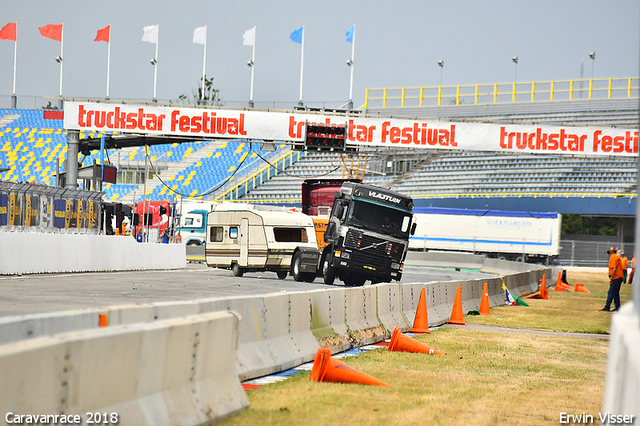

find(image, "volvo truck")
[291,181,416,286]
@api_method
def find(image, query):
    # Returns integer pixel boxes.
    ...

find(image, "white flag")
[193,26,206,45]
[242,26,255,46]
[142,24,158,44]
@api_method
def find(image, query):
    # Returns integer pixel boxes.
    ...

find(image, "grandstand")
[0,108,287,203]
[0,76,637,218]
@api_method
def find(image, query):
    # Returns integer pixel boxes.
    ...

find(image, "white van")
[205,204,318,279]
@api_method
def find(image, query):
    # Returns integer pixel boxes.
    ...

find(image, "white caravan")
[205,204,318,279]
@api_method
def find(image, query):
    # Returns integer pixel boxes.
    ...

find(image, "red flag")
[0,22,16,41]
[39,24,62,42]
[94,25,110,43]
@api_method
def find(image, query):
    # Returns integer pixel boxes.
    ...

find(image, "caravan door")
[240,218,249,267]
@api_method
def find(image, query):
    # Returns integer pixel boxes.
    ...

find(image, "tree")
[179,75,223,106]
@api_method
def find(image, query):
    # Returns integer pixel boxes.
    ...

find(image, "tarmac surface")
[0,263,496,318]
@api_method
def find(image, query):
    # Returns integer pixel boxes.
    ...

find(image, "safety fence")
[364,77,639,109]
[559,239,635,267]
[0,180,102,233]
[214,149,306,202]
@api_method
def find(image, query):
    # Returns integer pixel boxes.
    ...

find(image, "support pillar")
[65,129,79,190]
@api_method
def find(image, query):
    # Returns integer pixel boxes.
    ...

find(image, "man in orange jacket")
[601,247,624,312]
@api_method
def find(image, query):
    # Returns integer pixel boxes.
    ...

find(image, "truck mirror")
[411,222,417,236]
[333,204,343,219]
[325,221,336,238]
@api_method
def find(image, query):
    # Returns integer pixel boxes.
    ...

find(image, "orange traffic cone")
[541,274,549,299]
[99,314,108,327]
[479,282,491,315]
[575,283,590,293]
[409,288,431,333]
[447,285,466,325]
[388,326,445,355]
[527,274,549,299]
[310,348,389,387]
[554,273,569,292]
[557,271,574,290]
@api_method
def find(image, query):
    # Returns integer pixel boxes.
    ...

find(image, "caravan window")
[210,226,223,242]
[229,226,239,239]
[273,227,308,243]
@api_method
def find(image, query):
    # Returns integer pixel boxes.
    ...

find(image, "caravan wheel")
[232,263,244,277]
[277,271,288,280]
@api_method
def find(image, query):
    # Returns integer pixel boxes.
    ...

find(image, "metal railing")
[558,239,634,267]
[214,150,306,202]
[364,77,639,109]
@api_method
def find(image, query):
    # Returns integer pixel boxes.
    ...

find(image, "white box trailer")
[205,204,318,279]
[409,207,561,263]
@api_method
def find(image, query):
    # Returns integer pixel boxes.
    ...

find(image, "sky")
[0,1,638,110]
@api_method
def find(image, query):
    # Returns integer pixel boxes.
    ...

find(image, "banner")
[24,195,39,227]
[0,193,7,226]
[53,199,66,229]
[64,101,639,157]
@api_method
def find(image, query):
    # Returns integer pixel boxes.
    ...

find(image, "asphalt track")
[0,263,496,318]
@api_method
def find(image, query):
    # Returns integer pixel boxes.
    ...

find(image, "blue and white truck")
[409,207,561,263]
[176,200,215,246]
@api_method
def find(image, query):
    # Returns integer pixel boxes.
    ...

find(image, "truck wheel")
[291,252,304,282]
[322,257,336,285]
[277,271,288,280]
[232,263,244,277]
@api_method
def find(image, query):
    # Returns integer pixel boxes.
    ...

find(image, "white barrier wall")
[0,311,248,426]
[0,233,186,275]
[602,302,640,423]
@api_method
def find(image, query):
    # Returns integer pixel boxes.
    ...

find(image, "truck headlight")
[391,262,400,270]
[341,251,351,259]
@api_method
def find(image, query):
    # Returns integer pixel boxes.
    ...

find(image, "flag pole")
[58,23,64,110]
[106,23,111,99]
[201,24,207,104]
[348,24,356,111]
[153,23,159,102]
[298,24,304,106]
[249,25,256,108]
[11,21,17,108]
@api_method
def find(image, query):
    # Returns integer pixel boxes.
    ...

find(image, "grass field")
[220,269,626,426]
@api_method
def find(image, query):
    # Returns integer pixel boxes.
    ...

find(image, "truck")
[175,200,216,246]
[204,203,318,279]
[291,180,416,286]
[409,207,561,263]
[132,200,173,242]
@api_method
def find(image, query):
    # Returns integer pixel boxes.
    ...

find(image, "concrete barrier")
[344,286,384,346]
[376,283,410,333]
[405,250,485,270]
[0,258,553,386]
[0,233,186,275]
[0,311,248,426]
[308,288,351,352]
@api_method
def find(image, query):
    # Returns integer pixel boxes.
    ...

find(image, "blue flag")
[290,26,303,44]
[346,25,354,43]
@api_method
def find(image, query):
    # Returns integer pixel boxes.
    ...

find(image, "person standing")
[601,247,624,312]
[620,251,628,284]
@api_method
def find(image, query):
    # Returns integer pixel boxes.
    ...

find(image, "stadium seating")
[0,109,286,202]
[1,105,637,207]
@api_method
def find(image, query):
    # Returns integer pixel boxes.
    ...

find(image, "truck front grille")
[344,229,405,267]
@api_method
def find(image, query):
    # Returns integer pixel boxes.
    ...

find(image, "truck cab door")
[240,218,249,267]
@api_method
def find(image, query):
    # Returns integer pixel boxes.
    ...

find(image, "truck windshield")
[346,199,412,239]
